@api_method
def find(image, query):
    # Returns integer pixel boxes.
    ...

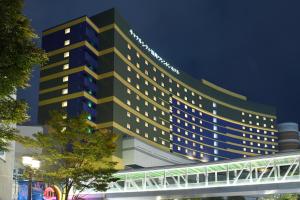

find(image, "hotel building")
[38,8,278,165]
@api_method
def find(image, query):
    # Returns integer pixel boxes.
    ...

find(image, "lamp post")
[22,156,40,200]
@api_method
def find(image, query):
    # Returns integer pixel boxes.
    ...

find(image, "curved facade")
[278,122,300,151]
[39,8,278,163]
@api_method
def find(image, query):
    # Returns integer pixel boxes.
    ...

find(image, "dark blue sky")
[19,0,300,124]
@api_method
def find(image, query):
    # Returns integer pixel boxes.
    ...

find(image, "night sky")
[19,0,300,125]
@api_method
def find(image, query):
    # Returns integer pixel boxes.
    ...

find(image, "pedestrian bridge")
[84,152,300,199]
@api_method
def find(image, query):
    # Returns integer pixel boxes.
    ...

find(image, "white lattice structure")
[108,152,300,193]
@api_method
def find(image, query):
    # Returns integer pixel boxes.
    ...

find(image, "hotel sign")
[129,29,180,75]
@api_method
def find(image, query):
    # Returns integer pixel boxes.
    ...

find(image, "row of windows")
[127,43,276,126]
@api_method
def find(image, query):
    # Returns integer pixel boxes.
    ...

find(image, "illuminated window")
[214,149,218,154]
[127,44,131,49]
[127,112,131,117]
[153,67,156,72]
[145,60,148,65]
[127,77,131,83]
[213,133,218,139]
[213,110,217,115]
[136,63,140,68]
[64,52,69,58]
[127,55,131,61]
[153,127,157,131]
[213,118,217,123]
[256,116,260,119]
[136,84,140,89]
[270,118,274,122]
[136,74,140,79]
[62,89,68,94]
[145,101,148,106]
[162,140,165,145]
[63,64,69,70]
[63,76,68,82]
[136,117,140,123]
[213,102,217,107]
[126,100,131,106]
[213,125,218,131]
[214,157,218,161]
[178,146,181,151]
[214,141,218,146]
[61,101,68,107]
[242,112,245,115]
[64,40,70,46]
[145,111,148,117]
[136,52,140,58]
[127,88,131,94]
[162,131,165,135]
[242,119,245,122]
[136,129,140,134]
[145,133,148,138]
[65,28,70,34]
[249,114,252,117]
[243,148,246,151]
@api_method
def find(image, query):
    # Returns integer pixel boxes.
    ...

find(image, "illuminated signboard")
[129,29,180,75]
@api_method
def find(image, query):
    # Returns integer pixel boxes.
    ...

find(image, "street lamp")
[22,156,40,200]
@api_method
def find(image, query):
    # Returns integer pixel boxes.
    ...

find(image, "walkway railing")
[108,152,300,193]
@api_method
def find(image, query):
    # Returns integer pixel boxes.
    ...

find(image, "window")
[65,28,70,34]
[127,112,131,117]
[126,100,131,106]
[127,123,131,129]
[213,118,217,123]
[136,129,140,134]
[214,149,218,154]
[61,101,68,107]
[64,52,69,58]
[127,55,131,61]
[162,140,165,145]
[127,88,131,94]
[63,64,69,70]
[213,102,217,107]
[213,133,218,139]
[127,66,131,71]
[145,60,148,65]
[213,110,217,115]
[136,52,140,58]
[136,63,140,68]
[127,44,131,49]
[62,89,68,94]
[213,125,218,131]
[127,77,131,83]
[64,40,70,46]
[214,141,218,146]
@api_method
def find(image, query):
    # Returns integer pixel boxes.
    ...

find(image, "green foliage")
[21,111,118,200]
[0,0,47,151]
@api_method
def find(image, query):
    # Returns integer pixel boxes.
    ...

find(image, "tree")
[0,0,47,151]
[21,111,119,200]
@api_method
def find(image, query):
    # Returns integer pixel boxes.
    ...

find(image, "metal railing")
[108,152,300,193]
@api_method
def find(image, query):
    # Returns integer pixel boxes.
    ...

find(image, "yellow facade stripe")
[225,126,277,139]
[85,17,99,33]
[41,59,68,71]
[40,66,85,82]
[174,104,277,139]
[39,91,85,106]
[172,132,230,155]
[226,133,277,145]
[39,84,68,94]
[114,48,170,95]
[39,90,169,132]
[113,97,169,132]
[226,141,277,152]
[98,24,115,33]
[43,16,87,36]
[113,122,170,152]
[173,95,277,132]
[114,72,169,113]
[47,41,85,57]
[40,66,114,83]
[112,24,276,119]
[201,79,247,101]
[43,19,276,118]
[226,148,258,156]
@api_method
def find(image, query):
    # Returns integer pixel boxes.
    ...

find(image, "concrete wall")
[122,137,196,168]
